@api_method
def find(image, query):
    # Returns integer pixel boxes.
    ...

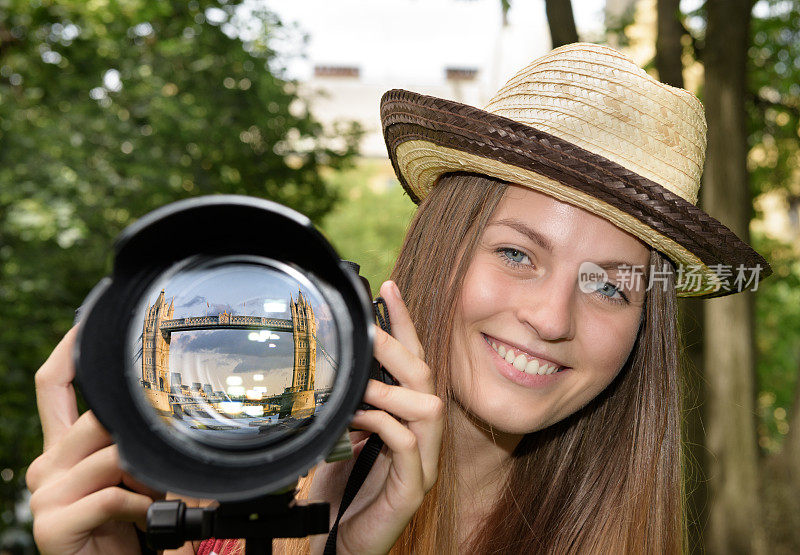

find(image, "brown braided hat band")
[380,43,770,298]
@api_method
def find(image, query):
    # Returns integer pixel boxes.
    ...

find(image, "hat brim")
[381,89,771,298]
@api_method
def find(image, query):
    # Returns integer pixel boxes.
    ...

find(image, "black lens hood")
[75,195,373,501]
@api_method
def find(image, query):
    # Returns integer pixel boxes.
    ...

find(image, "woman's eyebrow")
[490,218,642,270]
[490,218,554,253]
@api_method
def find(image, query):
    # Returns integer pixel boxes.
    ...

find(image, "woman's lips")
[482,333,568,375]
[481,333,571,388]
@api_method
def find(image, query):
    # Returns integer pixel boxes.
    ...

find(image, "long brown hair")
[388,173,685,554]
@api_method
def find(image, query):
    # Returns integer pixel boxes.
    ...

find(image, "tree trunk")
[703,1,765,553]
[679,299,707,553]
[763,357,800,549]
[785,358,800,487]
[654,2,708,551]
[656,0,684,87]
[544,0,578,48]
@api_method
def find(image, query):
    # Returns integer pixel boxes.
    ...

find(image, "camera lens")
[76,196,373,499]
[130,256,341,451]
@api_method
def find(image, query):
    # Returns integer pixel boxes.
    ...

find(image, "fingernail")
[390,280,403,301]
[354,409,366,417]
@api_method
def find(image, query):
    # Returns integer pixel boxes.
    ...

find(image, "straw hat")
[380,43,770,297]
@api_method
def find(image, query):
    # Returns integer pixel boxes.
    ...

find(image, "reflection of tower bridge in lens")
[140,289,335,426]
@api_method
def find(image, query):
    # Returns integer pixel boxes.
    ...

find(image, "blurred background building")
[266,0,556,157]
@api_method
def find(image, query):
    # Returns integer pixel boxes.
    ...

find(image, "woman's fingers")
[30,444,162,516]
[336,410,429,555]
[362,380,442,423]
[379,281,424,361]
[373,325,434,394]
[26,416,111,494]
[362,380,443,489]
[121,472,165,502]
[35,326,80,452]
[34,486,152,552]
[29,441,156,555]
[70,486,152,530]
[28,412,113,489]
[369,283,443,492]
[31,445,129,511]
[350,410,424,500]
[29,329,166,555]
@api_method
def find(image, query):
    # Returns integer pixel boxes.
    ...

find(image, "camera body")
[343,260,397,410]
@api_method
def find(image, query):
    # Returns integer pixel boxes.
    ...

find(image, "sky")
[257,0,608,88]
[243,1,729,91]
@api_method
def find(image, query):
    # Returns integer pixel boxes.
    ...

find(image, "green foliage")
[753,232,800,452]
[747,0,800,198]
[0,0,359,535]
[318,160,417,297]
[746,1,800,453]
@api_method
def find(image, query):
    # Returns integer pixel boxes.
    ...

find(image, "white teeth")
[488,338,563,375]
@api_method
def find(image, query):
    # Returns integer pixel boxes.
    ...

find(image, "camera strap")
[323,297,392,555]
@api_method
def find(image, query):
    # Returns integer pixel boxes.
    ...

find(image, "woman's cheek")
[460,263,514,318]
[579,309,642,381]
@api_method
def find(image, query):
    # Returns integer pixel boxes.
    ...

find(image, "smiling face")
[450,185,651,435]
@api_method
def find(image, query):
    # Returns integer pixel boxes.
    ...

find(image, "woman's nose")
[515,274,576,342]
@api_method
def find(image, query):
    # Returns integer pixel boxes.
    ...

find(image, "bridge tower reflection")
[283,291,317,418]
[141,290,174,412]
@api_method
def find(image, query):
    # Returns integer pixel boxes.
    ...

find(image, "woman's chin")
[458,396,556,437]
[486,413,554,436]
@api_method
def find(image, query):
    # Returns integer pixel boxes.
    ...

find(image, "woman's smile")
[480,331,571,388]
[481,333,568,374]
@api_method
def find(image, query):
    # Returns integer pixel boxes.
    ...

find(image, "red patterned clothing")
[196,538,239,555]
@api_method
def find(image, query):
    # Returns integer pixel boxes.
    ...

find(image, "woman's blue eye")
[598,282,619,296]
[498,248,530,266]
[594,281,629,304]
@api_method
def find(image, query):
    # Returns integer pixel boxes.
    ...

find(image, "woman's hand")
[25,327,165,555]
[308,281,445,555]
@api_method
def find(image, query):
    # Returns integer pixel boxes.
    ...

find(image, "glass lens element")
[131,258,339,449]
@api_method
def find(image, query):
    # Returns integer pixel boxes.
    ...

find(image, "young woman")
[26,43,769,554]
